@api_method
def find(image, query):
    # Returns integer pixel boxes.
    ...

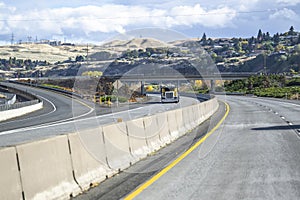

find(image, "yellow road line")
[72,96,94,110]
[46,88,94,110]
[124,101,230,200]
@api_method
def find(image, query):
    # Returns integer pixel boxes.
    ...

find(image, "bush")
[99,95,127,103]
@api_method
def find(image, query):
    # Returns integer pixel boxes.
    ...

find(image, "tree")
[9,57,12,65]
[294,44,300,54]
[262,33,266,41]
[75,55,84,62]
[207,38,214,45]
[278,75,286,87]
[273,33,280,45]
[275,44,285,52]
[234,41,242,52]
[264,43,274,51]
[288,26,295,35]
[249,36,255,44]
[247,36,255,52]
[201,33,207,45]
[265,32,271,41]
[257,29,263,42]
[247,76,254,90]
[262,75,271,88]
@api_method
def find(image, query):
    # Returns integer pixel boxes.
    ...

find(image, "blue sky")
[0,0,300,44]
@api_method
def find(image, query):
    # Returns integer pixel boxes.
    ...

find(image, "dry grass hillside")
[102,38,171,50]
[0,38,172,64]
[0,44,91,63]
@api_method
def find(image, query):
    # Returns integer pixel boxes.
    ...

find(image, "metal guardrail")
[7,80,83,98]
[0,99,39,111]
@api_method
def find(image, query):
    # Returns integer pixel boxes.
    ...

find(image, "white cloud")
[0,1,299,42]
[0,3,237,40]
[269,8,298,20]
[167,4,236,28]
[276,0,300,6]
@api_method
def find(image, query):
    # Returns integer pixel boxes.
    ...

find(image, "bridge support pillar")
[141,81,145,95]
[210,80,215,93]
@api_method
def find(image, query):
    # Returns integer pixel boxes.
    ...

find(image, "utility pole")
[86,43,89,65]
[27,36,32,43]
[11,33,14,45]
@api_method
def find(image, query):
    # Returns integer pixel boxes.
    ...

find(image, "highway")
[0,82,201,147]
[75,95,300,200]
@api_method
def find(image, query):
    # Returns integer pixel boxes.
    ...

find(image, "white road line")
[277,101,300,107]
[0,95,195,136]
[0,106,144,135]
[0,94,57,125]
[257,98,300,108]
[37,94,57,114]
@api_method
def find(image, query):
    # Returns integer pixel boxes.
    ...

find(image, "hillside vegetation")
[0,27,300,79]
[225,75,300,99]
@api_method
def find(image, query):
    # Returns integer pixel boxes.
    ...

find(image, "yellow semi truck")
[160,84,179,103]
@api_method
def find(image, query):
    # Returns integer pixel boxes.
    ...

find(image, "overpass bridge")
[10,72,256,93]
[11,72,256,81]
[102,72,256,93]
[102,72,257,81]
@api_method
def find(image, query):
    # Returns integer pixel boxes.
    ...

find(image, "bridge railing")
[0,99,40,112]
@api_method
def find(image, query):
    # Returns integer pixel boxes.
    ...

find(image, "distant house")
[213,45,223,49]
[219,41,231,47]
[49,41,61,46]
[61,43,75,46]
[38,39,61,46]
[271,51,286,56]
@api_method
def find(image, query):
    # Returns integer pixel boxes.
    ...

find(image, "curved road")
[75,95,300,200]
[0,82,94,130]
[0,82,201,147]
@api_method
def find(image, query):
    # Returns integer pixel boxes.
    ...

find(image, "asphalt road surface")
[0,82,202,146]
[75,95,300,200]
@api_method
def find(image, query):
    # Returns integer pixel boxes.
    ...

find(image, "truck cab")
[160,85,179,103]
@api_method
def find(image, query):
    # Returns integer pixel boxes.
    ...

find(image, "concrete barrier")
[191,104,201,125]
[175,109,187,136]
[189,105,198,128]
[167,110,180,141]
[206,98,217,117]
[68,129,113,191]
[16,135,81,200]
[182,106,193,131]
[143,115,163,151]
[102,122,134,171]
[126,118,151,159]
[0,97,219,200]
[156,112,171,145]
[0,101,43,122]
[0,147,23,200]
[199,98,218,122]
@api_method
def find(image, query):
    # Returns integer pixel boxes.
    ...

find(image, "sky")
[0,0,300,44]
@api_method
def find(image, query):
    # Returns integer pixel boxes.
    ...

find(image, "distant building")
[39,39,50,44]
[61,43,75,46]
[49,41,61,46]
[38,39,62,46]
